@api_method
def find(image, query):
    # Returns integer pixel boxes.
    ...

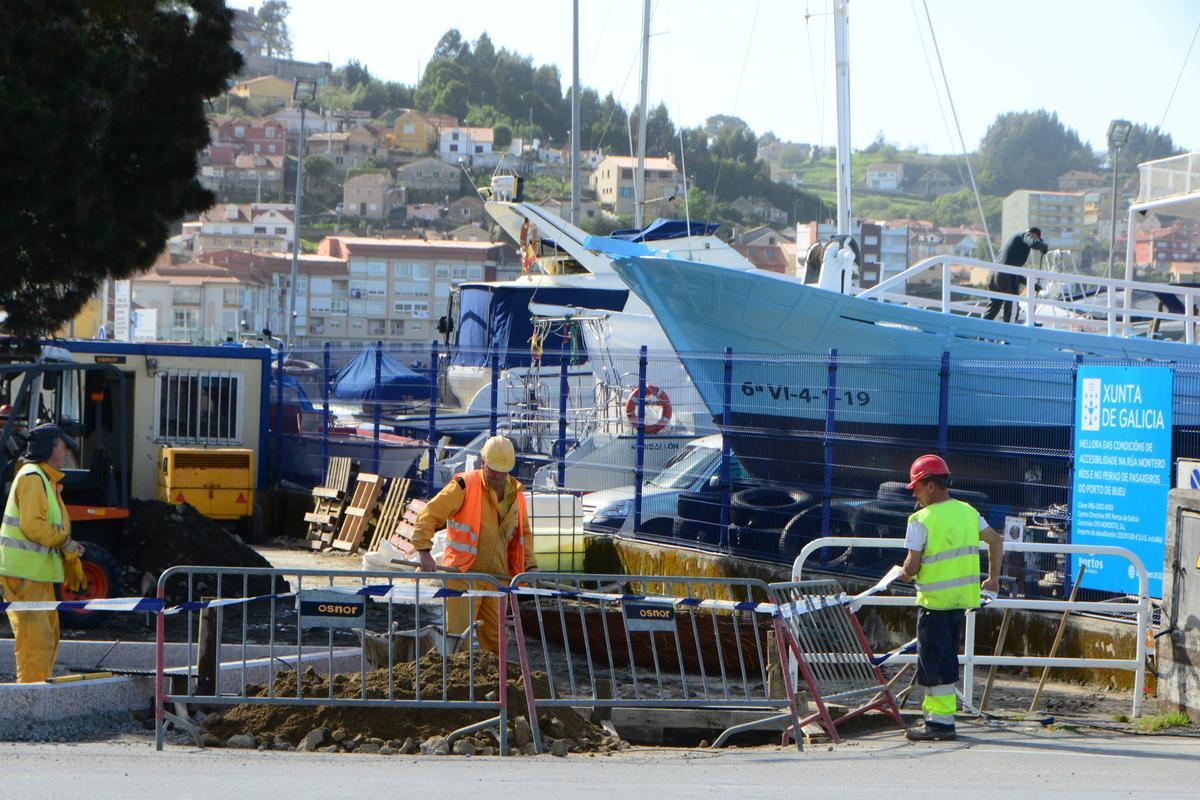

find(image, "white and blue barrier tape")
[1,565,950,620]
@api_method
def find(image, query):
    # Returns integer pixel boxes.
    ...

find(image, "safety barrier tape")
[2,566,945,618]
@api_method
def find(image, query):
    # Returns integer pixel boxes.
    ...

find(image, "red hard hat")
[907,454,950,489]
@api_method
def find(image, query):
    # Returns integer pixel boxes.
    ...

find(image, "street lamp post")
[287,77,318,349]
[1106,119,1132,280]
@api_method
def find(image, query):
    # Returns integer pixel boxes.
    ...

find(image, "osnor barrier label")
[623,601,676,632]
[297,589,365,629]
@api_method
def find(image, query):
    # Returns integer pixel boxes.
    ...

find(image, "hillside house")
[589,155,681,217]
[865,163,905,192]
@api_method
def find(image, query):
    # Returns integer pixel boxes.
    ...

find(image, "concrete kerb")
[0,639,361,724]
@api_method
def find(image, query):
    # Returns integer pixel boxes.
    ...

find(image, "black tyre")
[730,487,814,529]
[779,501,858,564]
[877,481,990,519]
[676,491,723,525]
[853,500,915,571]
[728,525,782,559]
[876,481,914,503]
[636,516,675,539]
[56,542,122,629]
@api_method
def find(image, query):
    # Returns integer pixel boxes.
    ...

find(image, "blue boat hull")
[610,255,1198,499]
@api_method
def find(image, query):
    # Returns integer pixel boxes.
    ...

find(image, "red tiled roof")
[731,244,790,273]
[318,236,507,261]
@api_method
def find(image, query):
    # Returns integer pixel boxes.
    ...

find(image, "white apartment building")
[795,219,910,285]
[1001,190,1085,252]
[279,237,514,351]
[182,202,296,255]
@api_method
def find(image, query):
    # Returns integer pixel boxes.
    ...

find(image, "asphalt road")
[4,721,1200,799]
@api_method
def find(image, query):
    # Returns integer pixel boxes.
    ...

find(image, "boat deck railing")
[857,254,1200,343]
[1137,151,1200,206]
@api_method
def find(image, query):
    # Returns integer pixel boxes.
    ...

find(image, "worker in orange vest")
[413,435,537,652]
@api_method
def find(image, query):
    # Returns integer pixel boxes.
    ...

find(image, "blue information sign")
[1071,365,1172,597]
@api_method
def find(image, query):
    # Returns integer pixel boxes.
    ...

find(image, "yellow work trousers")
[0,577,60,683]
[444,578,502,654]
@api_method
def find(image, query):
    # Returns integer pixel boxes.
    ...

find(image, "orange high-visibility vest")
[442,470,528,576]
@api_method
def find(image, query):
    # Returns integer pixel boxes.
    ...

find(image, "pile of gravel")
[0,710,147,742]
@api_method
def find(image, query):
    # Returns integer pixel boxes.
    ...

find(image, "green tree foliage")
[930,188,1001,232]
[302,155,340,212]
[343,59,371,90]
[976,110,1096,196]
[0,0,240,338]
[705,115,758,164]
[256,0,292,58]
[415,59,467,114]
[433,80,470,122]
[355,80,392,117]
[493,124,513,149]
[1118,123,1183,169]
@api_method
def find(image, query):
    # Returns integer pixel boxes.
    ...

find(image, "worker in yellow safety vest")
[0,425,89,683]
[898,454,1003,741]
[413,435,537,652]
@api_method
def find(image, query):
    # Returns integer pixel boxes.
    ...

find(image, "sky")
[233,0,1200,154]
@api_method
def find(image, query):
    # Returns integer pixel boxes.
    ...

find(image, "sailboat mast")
[571,0,582,226]
[635,0,651,229]
[833,0,852,237]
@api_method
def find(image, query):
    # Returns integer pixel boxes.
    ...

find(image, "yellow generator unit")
[158,447,254,521]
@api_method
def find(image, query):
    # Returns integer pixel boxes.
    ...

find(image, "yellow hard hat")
[480,435,516,473]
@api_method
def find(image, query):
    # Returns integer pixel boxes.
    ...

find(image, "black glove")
[1033,241,1049,254]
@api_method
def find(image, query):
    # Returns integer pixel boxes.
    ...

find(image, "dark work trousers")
[915,607,965,687]
[983,298,1014,322]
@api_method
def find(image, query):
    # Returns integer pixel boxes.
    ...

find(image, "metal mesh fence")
[266,342,1197,604]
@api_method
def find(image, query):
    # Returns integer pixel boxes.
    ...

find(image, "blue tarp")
[450,284,629,368]
[272,374,317,412]
[332,347,432,402]
[610,218,720,243]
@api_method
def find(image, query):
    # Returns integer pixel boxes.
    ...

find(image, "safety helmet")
[480,435,516,473]
[906,454,950,489]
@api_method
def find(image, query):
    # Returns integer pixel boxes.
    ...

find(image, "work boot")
[906,722,956,742]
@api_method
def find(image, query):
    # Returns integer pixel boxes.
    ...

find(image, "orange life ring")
[625,385,673,434]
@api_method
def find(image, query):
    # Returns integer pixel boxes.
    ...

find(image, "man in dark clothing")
[983,228,1049,322]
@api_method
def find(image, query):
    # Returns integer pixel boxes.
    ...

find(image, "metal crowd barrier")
[154,566,512,753]
[507,572,804,752]
[793,538,1151,716]
[767,578,905,745]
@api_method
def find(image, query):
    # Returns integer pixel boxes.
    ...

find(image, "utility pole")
[287,78,317,350]
[571,0,581,226]
[1106,119,1132,280]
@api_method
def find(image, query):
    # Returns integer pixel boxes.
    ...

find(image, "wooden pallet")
[388,497,429,561]
[367,478,411,553]
[304,457,353,549]
[332,473,384,552]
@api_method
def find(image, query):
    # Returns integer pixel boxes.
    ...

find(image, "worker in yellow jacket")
[0,425,88,682]
[413,435,537,652]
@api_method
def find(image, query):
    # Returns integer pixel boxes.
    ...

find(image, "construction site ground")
[3,720,1199,799]
[0,537,1190,769]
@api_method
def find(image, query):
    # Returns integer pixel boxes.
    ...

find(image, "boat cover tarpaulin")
[611,218,720,243]
[451,283,628,368]
[273,374,317,411]
[332,347,431,402]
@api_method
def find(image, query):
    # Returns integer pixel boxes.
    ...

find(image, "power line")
[1147,18,1200,162]
[921,0,995,261]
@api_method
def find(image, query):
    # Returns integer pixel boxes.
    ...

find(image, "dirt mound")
[213,650,607,749]
[120,499,284,598]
